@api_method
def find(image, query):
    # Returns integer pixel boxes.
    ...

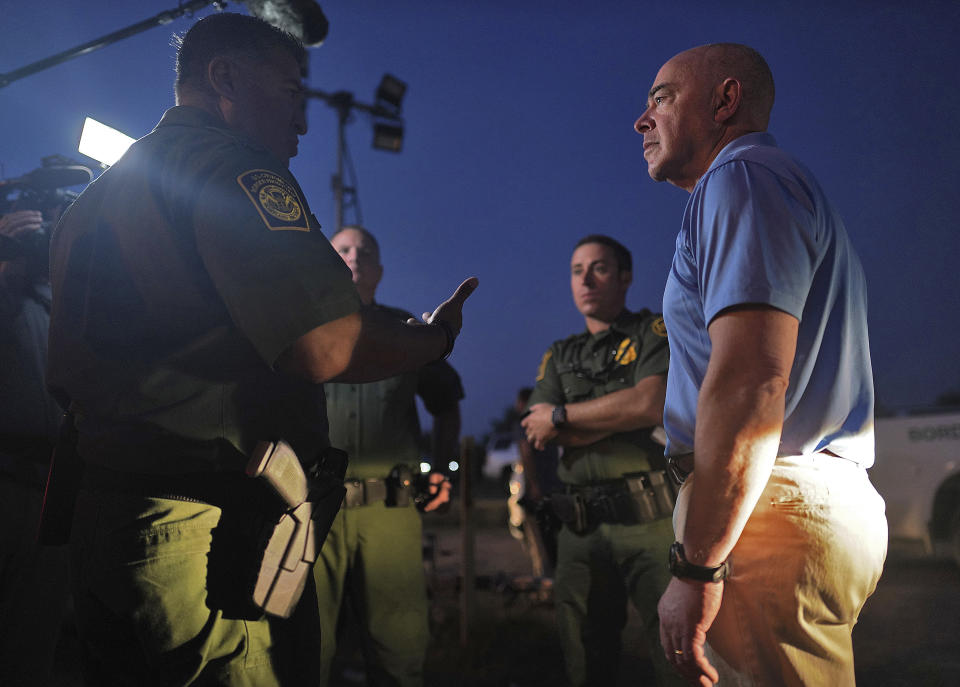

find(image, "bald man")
[634,44,887,685]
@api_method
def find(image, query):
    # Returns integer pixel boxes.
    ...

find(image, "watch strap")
[551,404,567,428]
[669,541,729,583]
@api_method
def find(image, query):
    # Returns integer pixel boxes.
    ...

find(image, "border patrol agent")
[46,14,476,686]
[315,226,462,686]
[522,235,683,687]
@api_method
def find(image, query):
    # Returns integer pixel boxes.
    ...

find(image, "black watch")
[551,404,567,428]
[668,542,729,583]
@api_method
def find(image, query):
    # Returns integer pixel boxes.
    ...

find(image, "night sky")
[2,0,958,440]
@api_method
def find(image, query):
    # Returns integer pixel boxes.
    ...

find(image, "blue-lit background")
[2,0,958,438]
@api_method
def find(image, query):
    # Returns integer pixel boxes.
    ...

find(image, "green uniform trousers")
[313,501,429,687]
[555,515,685,687]
[69,486,322,686]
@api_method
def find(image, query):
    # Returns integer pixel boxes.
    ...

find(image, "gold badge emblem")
[237,169,309,231]
[651,317,667,337]
[536,350,553,381]
[615,338,637,366]
[259,184,302,222]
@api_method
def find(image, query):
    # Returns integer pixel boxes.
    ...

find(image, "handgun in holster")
[245,440,347,618]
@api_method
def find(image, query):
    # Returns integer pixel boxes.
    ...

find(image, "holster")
[37,412,83,546]
[549,492,590,534]
[386,463,414,508]
[243,440,347,618]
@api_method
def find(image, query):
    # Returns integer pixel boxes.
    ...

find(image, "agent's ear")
[207,55,242,101]
[714,77,743,124]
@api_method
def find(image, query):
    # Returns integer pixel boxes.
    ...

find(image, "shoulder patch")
[615,338,638,366]
[651,316,667,337]
[237,169,309,231]
[536,350,553,382]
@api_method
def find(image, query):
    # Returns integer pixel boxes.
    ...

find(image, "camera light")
[448,461,459,472]
[78,117,135,167]
[419,461,432,474]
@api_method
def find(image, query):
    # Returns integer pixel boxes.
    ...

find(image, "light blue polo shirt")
[662,132,875,466]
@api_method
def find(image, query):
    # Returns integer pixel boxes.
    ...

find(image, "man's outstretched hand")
[410,277,479,336]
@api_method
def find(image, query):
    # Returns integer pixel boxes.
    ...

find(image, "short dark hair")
[574,234,632,273]
[332,225,381,263]
[173,13,306,95]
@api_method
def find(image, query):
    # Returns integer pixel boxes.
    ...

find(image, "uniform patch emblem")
[536,350,553,381]
[651,317,667,337]
[615,338,637,366]
[237,169,309,231]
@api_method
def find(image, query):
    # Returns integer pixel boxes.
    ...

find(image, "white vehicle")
[483,432,521,483]
[869,410,960,565]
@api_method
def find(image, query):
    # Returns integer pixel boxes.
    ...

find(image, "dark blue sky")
[2,1,958,438]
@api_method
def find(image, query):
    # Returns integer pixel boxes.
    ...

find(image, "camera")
[0,156,91,263]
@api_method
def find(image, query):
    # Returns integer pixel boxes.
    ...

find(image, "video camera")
[0,156,92,262]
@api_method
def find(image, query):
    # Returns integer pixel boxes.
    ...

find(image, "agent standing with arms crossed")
[315,226,461,686]
[634,43,886,685]
[46,13,476,686]
[522,235,683,687]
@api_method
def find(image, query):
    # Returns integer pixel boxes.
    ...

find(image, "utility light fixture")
[308,72,409,230]
[78,117,135,167]
[372,74,406,152]
[372,123,404,153]
[375,74,406,111]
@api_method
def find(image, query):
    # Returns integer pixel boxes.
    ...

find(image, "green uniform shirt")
[324,303,463,480]
[48,106,361,473]
[528,309,669,485]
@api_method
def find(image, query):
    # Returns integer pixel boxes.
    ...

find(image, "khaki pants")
[674,455,888,686]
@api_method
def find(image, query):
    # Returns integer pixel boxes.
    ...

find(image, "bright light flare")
[448,461,459,472]
[419,461,431,474]
[78,117,135,166]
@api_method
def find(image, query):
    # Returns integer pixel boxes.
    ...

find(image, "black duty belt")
[549,470,676,535]
[343,478,388,508]
[342,474,413,509]
[81,462,259,510]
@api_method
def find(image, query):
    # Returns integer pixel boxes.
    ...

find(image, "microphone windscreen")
[244,0,329,47]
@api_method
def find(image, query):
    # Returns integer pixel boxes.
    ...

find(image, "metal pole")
[459,435,475,648]
[305,88,402,232]
[0,0,219,89]
[332,104,347,232]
